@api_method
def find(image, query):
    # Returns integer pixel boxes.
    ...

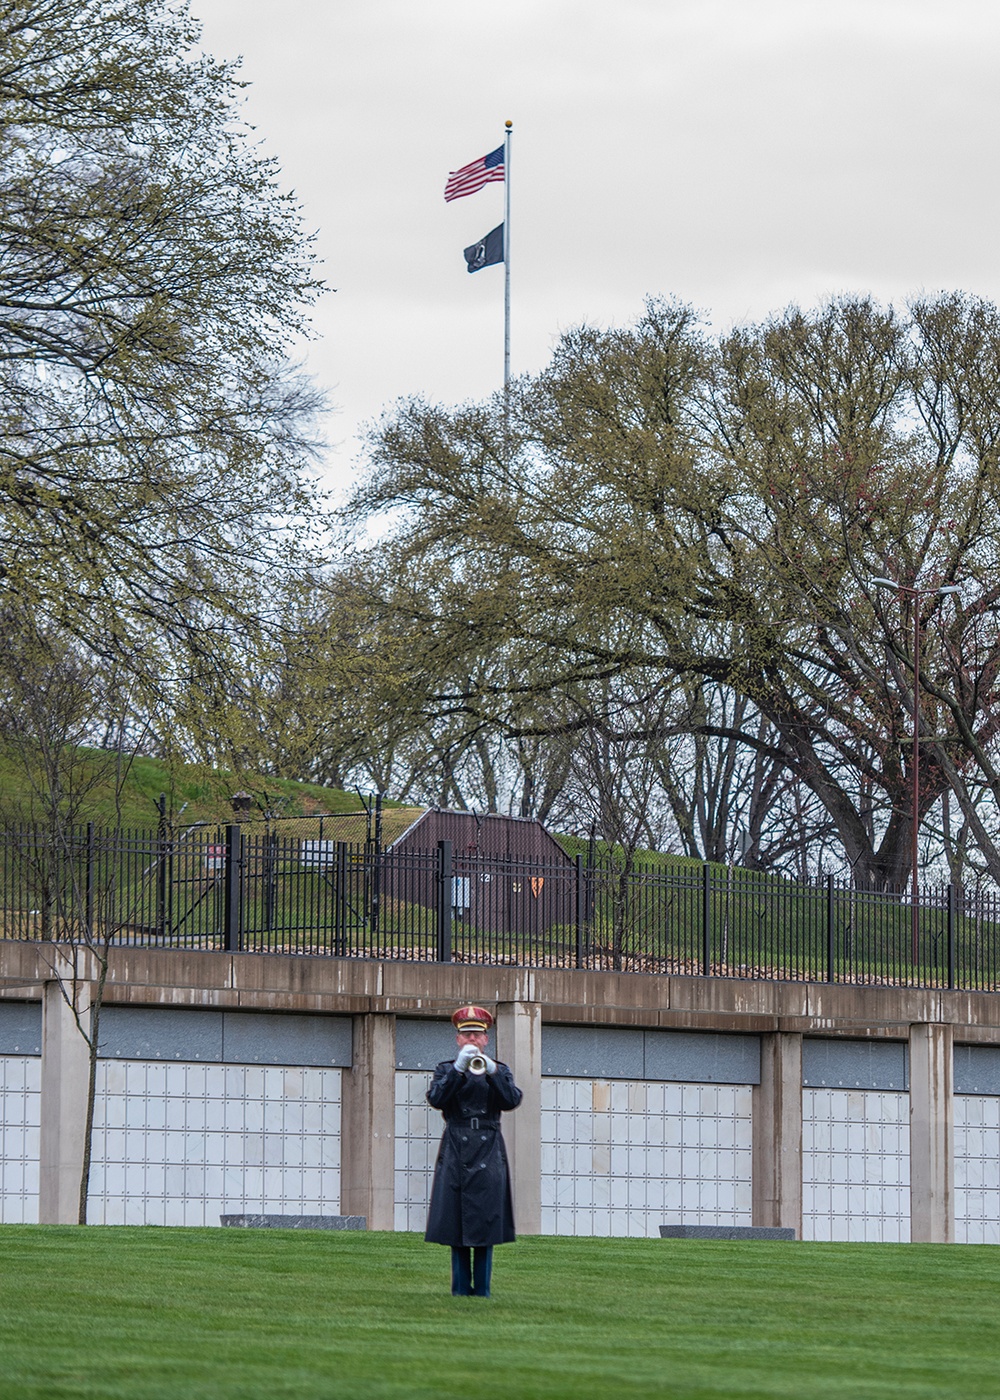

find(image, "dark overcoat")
[424,1060,522,1247]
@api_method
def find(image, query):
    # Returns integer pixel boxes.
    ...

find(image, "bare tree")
[0,620,153,1220]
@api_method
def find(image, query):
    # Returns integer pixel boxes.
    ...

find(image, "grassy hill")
[554,830,709,872]
[0,744,705,872]
[0,745,412,833]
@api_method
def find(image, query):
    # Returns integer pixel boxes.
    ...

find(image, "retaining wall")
[2,943,999,1240]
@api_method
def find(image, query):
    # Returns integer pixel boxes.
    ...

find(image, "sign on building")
[301,839,337,871]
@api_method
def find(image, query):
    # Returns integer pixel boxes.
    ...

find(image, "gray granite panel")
[802,1037,907,1090]
[659,1226,796,1240]
[98,1007,353,1066]
[222,1012,352,1067]
[396,1018,481,1070]
[644,1030,760,1085]
[99,1006,224,1061]
[954,1045,1000,1096]
[0,1001,41,1055]
[542,1026,758,1084]
[541,1026,644,1080]
[220,1214,366,1229]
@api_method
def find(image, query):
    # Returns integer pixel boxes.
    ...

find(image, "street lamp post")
[872,578,960,963]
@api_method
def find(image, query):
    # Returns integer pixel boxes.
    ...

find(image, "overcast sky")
[193,0,1000,496]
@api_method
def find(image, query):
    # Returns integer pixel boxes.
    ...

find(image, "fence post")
[575,854,584,970]
[264,828,277,935]
[156,793,167,939]
[436,840,453,963]
[85,822,95,941]
[947,883,956,990]
[370,793,383,937]
[335,841,348,955]
[826,874,835,983]
[224,823,242,952]
[701,864,711,977]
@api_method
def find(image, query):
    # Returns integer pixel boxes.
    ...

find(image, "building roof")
[387,807,571,864]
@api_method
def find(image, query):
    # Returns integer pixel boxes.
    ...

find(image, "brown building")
[385,808,576,937]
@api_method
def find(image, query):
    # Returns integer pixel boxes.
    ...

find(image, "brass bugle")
[467,1053,488,1075]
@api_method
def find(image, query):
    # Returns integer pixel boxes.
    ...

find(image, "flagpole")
[503,119,512,392]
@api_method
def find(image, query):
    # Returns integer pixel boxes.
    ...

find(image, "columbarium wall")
[0,943,998,1240]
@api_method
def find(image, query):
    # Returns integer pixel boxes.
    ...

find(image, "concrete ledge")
[5,943,1000,1040]
[220,1214,366,1230]
[659,1225,796,1240]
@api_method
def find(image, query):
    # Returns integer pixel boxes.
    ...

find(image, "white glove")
[454,1045,476,1071]
[482,1054,498,1075]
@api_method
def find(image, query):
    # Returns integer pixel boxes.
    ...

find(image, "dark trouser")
[450,1245,494,1296]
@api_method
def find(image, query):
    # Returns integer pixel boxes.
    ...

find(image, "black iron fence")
[1,822,999,989]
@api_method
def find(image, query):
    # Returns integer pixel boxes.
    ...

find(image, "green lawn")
[0,1229,996,1399]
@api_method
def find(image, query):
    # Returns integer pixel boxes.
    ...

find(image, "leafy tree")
[0,0,326,1223]
[0,0,324,701]
[350,295,1000,889]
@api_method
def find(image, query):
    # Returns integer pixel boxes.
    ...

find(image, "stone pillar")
[909,1022,954,1244]
[39,960,94,1225]
[340,1013,396,1230]
[752,1031,803,1237]
[496,1000,542,1235]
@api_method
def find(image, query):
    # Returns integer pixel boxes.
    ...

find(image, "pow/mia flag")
[463,223,504,274]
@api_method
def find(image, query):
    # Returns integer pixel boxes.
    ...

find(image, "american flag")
[444,145,505,202]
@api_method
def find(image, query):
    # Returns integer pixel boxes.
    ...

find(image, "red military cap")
[452,1005,494,1032]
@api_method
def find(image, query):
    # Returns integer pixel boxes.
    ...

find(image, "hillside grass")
[554,830,706,872]
[0,1228,996,1399]
[0,742,695,864]
[0,745,407,832]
